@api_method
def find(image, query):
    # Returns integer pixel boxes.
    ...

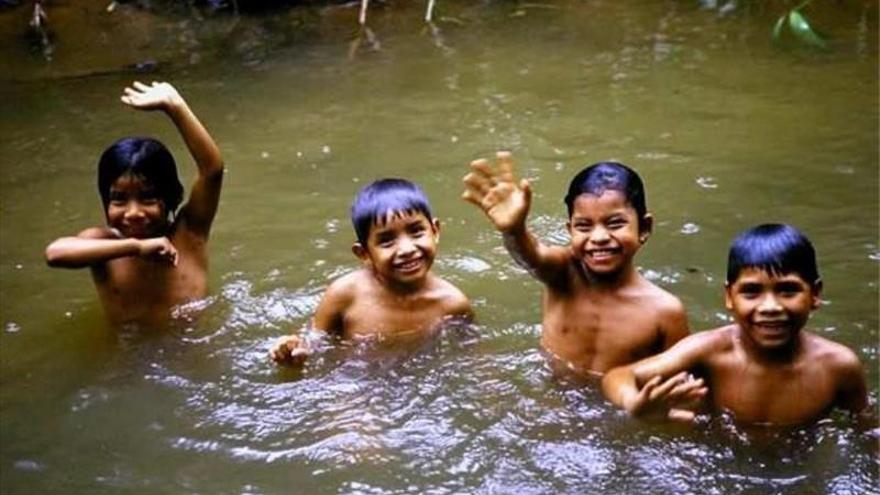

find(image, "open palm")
[121,81,182,111]
[462,151,532,233]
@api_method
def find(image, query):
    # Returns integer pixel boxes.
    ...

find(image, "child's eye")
[775,283,803,296]
[574,223,592,232]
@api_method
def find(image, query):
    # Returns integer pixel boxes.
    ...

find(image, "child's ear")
[351,242,369,263]
[810,279,823,310]
[431,218,441,241]
[638,213,654,244]
[723,282,733,311]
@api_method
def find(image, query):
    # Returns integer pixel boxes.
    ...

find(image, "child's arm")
[121,81,224,238]
[602,333,710,421]
[270,281,349,366]
[45,227,178,268]
[833,349,871,419]
[462,151,569,284]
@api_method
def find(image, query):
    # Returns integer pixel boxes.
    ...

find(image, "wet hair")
[726,224,820,286]
[351,178,433,245]
[97,137,184,218]
[564,162,648,230]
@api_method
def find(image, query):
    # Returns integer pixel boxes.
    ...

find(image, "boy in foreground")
[602,224,869,425]
[462,152,688,374]
[271,179,472,365]
[45,82,224,326]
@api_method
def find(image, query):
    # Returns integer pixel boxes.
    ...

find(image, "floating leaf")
[788,10,827,48]
[772,13,787,42]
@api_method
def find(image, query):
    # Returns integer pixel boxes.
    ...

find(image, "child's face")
[724,268,820,350]
[566,191,648,276]
[106,174,168,239]
[356,211,439,288]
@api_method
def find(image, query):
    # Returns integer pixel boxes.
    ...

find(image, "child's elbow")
[45,240,77,268]
[45,243,66,267]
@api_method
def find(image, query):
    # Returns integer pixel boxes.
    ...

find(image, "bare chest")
[94,252,207,322]
[710,359,837,424]
[542,291,661,371]
[344,292,448,338]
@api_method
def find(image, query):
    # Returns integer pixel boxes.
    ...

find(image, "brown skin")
[462,151,688,374]
[602,269,870,425]
[270,211,472,365]
[44,82,224,326]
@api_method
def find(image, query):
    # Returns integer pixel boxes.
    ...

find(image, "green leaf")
[788,10,827,48]
[772,13,787,42]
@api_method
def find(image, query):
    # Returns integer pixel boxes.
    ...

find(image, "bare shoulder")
[802,332,863,371]
[430,275,472,314]
[635,276,686,317]
[677,325,735,354]
[324,269,365,300]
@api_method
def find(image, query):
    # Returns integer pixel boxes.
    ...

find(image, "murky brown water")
[1,1,877,493]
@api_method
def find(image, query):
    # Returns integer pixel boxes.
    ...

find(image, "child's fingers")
[635,375,663,403]
[667,378,704,400]
[647,371,690,401]
[463,172,491,196]
[468,158,496,181]
[461,190,484,207]
[520,179,532,202]
[496,151,516,181]
[667,408,696,423]
[132,81,150,91]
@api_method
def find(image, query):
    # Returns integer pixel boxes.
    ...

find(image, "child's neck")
[373,271,430,296]
[580,261,638,290]
[736,325,804,365]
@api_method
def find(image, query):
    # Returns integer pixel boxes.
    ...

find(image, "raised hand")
[624,371,708,422]
[137,237,179,266]
[121,81,183,112]
[269,335,311,366]
[462,151,532,233]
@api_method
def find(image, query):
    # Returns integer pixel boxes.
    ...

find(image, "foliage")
[772,0,827,48]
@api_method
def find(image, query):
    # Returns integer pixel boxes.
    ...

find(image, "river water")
[1,1,877,493]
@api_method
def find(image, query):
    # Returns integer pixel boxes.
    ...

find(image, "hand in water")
[269,335,311,366]
[626,371,708,423]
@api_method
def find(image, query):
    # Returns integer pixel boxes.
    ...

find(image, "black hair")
[97,137,184,218]
[564,162,648,230]
[351,178,433,245]
[726,224,820,285]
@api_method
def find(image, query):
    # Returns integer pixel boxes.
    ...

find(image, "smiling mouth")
[585,248,620,261]
[394,258,424,273]
[753,321,790,334]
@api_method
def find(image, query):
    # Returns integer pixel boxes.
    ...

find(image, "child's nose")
[398,236,417,254]
[124,202,145,218]
[590,226,610,243]
[757,293,783,313]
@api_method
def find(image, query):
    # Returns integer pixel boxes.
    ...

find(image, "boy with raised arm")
[602,224,870,425]
[270,179,472,365]
[462,152,688,374]
[45,82,224,326]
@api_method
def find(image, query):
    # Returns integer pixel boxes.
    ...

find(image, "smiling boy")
[601,224,869,425]
[271,179,472,364]
[462,152,688,374]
